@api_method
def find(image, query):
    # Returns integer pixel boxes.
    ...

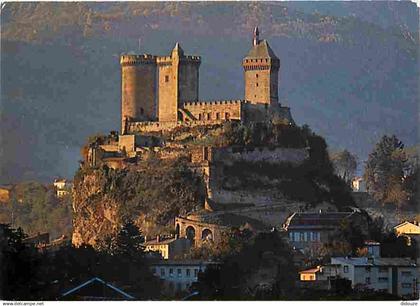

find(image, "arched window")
[175,223,180,237]
[201,229,213,241]
[186,226,196,242]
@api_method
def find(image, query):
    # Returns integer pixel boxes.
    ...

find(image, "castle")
[120,27,293,134]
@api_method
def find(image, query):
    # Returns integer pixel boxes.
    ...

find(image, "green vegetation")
[316,216,418,260]
[364,135,418,209]
[0,182,72,238]
[330,150,357,185]
[0,223,161,300]
[220,121,308,148]
[221,124,354,207]
[195,231,298,300]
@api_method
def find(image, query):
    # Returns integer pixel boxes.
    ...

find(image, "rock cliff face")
[72,170,122,247]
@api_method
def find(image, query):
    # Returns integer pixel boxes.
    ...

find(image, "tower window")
[165,75,169,82]
[216,113,220,120]
[256,83,259,87]
[256,74,259,78]
[198,114,202,120]
[207,113,211,120]
[225,112,230,120]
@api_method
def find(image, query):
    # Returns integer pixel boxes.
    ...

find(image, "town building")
[283,210,367,253]
[53,178,72,198]
[175,207,268,247]
[150,260,216,293]
[330,256,418,298]
[0,185,13,203]
[394,221,420,236]
[300,240,418,299]
[143,236,191,259]
[22,232,50,247]
[299,264,340,282]
[60,277,135,300]
[352,177,366,192]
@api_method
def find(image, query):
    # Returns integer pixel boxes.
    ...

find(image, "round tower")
[120,54,157,133]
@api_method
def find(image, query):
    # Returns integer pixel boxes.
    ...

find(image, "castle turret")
[120,54,157,132]
[243,28,280,106]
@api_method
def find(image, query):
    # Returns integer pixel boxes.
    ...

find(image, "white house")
[150,260,216,293]
[53,179,72,198]
[352,177,366,192]
[330,256,417,298]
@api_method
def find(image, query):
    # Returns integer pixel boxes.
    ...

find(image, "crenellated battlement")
[156,55,201,66]
[183,99,244,107]
[242,58,280,70]
[120,54,157,66]
[120,28,289,132]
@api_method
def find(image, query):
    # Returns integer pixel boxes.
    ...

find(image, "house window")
[289,232,294,242]
[402,271,412,277]
[310,275,314,280]
[161,268,165,277]
[300,232,305,242]
[177,268,182,278]
[165,75,169,82]
[402,283,412,288]
[194,269,199,277]
[378,277,388,283]
[186,269,191,277]
[343,266,349,273]
[169,268,174,277]
[256,82,259,87]
[366,277,371,285]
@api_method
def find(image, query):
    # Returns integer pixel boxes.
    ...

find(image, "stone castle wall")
[120,55,157,130]
[243,58,279,105]
[212,146,309,165]
[157,60,178,122]
[182,100,243,121]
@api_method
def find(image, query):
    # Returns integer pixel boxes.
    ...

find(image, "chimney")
[156,235,160,243]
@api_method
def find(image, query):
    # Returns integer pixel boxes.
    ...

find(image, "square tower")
[243,27,280,106]
[157,43,201,122]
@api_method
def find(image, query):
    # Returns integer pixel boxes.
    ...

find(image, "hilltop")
[1,2,418,182]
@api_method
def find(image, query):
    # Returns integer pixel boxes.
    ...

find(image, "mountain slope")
[1,2,418,182]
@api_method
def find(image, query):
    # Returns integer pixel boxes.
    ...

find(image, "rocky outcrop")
[72,170,122,247]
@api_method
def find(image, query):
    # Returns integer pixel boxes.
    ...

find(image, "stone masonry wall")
[212,146,309,165]
[182,100,243,121]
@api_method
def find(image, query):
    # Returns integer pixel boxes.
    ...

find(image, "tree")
[330,150,357,184]
[364,135,408,207]
[195,231,297,300]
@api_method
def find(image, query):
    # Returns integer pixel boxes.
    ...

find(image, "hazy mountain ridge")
[1,2,418,182]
